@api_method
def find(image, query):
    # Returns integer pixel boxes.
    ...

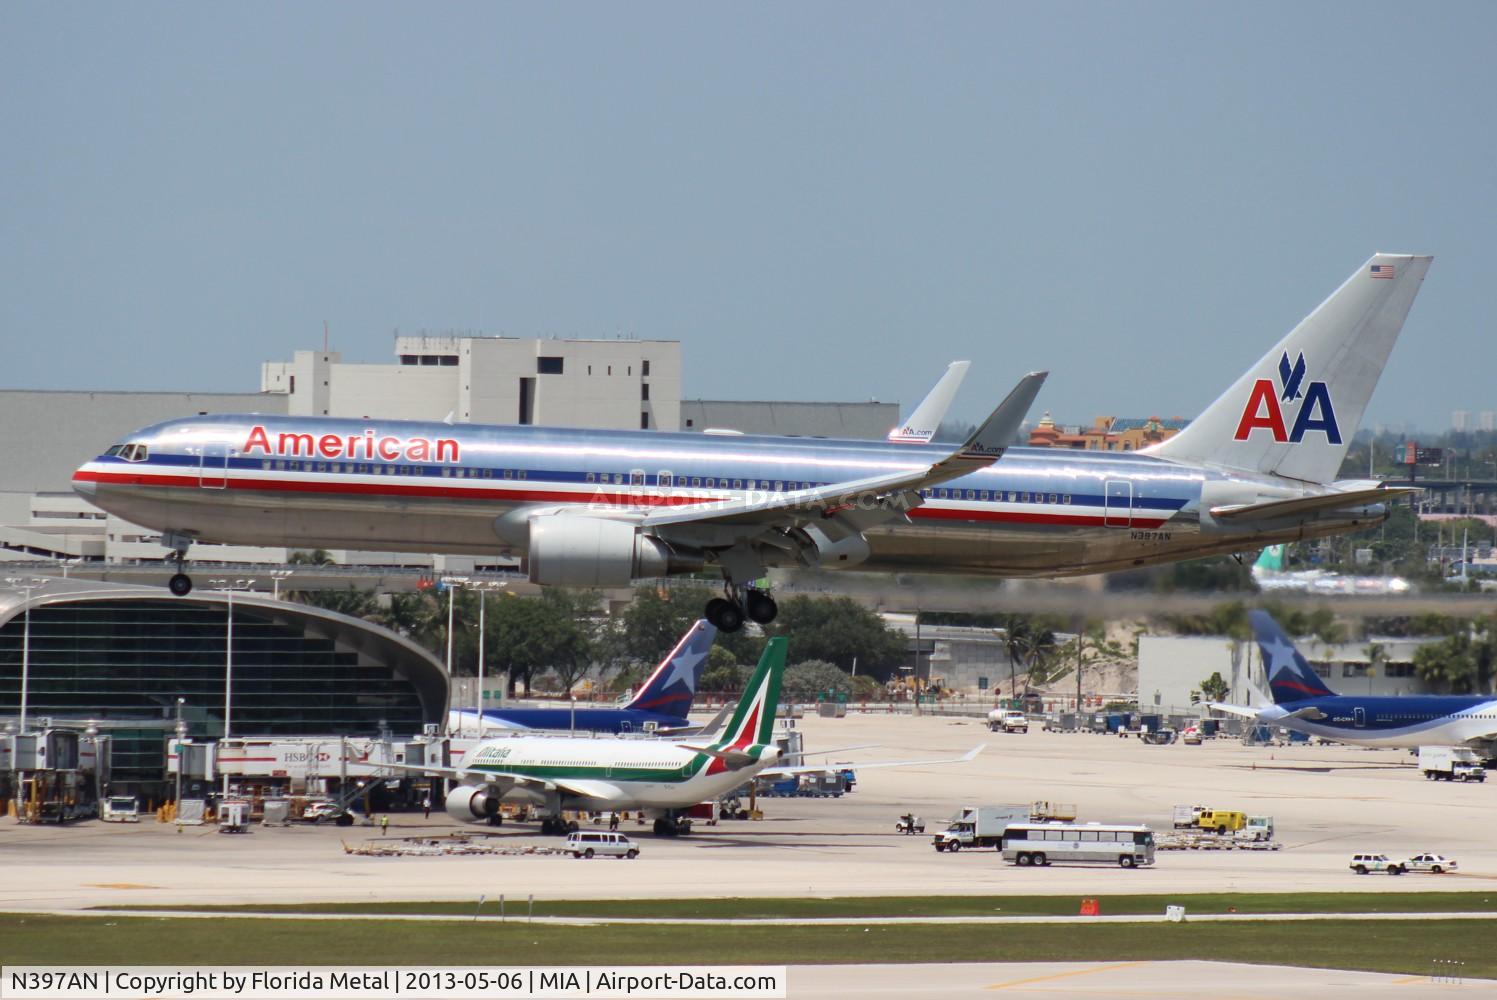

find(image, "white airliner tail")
[888,361,970,444]
[1145,254,1432,484]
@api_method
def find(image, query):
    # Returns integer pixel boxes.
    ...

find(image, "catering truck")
[932,806,1030,852]
[1418,746,1486,782]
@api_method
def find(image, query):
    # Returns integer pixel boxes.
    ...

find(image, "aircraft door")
[1353,707,1366,728]
[1104,480,1133,528]
[199,443,228,490]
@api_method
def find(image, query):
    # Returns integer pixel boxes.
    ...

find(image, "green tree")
[783,660,853,701]
[700,645,745,693]
[1198,671,1230,703]
[288,584,379,619]
[762,596,906,674]
[1049,622,1130,707]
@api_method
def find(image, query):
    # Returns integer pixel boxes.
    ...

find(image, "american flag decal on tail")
[1370,264,1395,279]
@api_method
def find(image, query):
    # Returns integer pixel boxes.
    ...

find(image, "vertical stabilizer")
[1146,254,1432,483]
[624,619,717,718]
[1250,610,1337,704]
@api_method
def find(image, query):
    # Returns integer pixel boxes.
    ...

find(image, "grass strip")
[103,890,1497,920]
[2,914,1493,978]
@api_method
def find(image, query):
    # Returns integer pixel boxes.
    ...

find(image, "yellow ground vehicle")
[1196,810,1245,835]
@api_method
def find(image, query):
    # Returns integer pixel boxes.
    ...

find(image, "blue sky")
[3,3,1492,431]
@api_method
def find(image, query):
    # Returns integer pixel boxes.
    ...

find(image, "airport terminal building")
[0,577,446,799]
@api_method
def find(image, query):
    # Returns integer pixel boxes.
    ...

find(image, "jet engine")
[791,522,872,569]
[527,515,703,587]
[446,784,499,823]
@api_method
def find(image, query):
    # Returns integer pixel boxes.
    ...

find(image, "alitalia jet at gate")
[74,254,1432,632]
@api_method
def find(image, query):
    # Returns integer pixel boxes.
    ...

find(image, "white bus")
[1001,822,1156,869]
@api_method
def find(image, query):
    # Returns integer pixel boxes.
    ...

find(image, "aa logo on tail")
[1232,351,1341,444]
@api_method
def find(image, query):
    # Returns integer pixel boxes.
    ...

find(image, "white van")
[565,831,640,860]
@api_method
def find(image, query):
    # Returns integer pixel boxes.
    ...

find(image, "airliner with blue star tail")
[1208,610,1497,755]
[447,619,717,735]
[75,254,1432,632]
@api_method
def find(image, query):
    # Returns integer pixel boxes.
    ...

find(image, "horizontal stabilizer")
[1211,486,1417,522]
[676,743,757,768]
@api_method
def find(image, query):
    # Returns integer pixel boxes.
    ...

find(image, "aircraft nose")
[71,470,96,499]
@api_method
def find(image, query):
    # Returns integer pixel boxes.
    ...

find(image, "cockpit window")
[105,445,124,457]
[117,443,149,463]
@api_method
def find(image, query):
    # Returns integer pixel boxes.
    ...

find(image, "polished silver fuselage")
[73,415,1383,578]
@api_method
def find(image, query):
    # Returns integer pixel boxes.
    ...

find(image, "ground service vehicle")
[1002,822,1156,868]
[933,806,1029,852]
[1403,853,1457,874]
[1172,805,1207,828]
[1196,810,1246,834]
[896,814,925,835]
[1418,746,1487,782]
[1239,815,1275,842]
[566,831,639,859]
[1349,853,1406,875]
[988,711,1030,734]
[101,796,139,823]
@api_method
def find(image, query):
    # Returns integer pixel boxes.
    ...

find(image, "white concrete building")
[1138,633,1439,716]
[262,335,682,431]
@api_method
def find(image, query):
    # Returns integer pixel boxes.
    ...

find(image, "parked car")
[566,831,639,859]
[302,800,343,823]
[1349,853,1406,875]
[1404,853,1458,874]
[1181,726,1203,745]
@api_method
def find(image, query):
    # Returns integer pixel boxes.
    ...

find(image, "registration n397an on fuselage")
[74,254,1431,631]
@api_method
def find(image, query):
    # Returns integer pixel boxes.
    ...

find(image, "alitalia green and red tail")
[679,636,786,774]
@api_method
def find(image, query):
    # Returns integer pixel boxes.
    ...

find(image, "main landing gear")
[540,817,579,836]
[652,815,694,836]
[704,586,777,634]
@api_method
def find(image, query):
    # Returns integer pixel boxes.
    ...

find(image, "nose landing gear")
[163,532,194,597]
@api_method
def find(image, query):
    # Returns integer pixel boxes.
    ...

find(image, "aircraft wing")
[757,744,984,780]
[1204,701,1261,719]
[887,361,970,444]
[1210,486,1419,523]
[636,372,1046,531]
[551,778,626,801]
[375,760,551,792]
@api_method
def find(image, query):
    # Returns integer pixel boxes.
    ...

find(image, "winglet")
[888,361,971,444]
[956,371,1048,461]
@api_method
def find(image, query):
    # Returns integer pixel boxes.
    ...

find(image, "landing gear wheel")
[169,573,193,597]
[653,818,669,836]
[745,591,778,625]
[704,598,744,633]
[567,819,579,833]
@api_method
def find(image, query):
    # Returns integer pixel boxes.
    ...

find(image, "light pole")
[471,581,507,738]
[439,575,470,733]
[209,578,255,797]
[174,698,187,811]
[269,569,293,601]
[5,576,46,824]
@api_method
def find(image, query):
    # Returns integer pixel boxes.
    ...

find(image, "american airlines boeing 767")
[74,254,1430,632]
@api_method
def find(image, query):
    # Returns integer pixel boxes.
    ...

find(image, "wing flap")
[637,372,1046,531]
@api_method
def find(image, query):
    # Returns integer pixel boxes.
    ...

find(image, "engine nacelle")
[527,515,702,587]
[446,784,499,823]
[794,522,872,569]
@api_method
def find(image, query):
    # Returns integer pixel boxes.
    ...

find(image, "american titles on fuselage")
[243,424,461,464]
